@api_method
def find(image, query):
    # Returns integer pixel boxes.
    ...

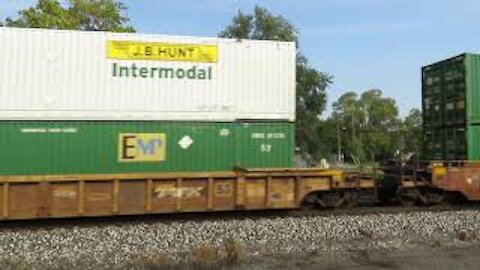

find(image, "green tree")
[219,6,333,163]
[401,108,423,158]
[332,89,400,163]
[359,89,399,161]
[3,0,134,32]
[314,118,338,161]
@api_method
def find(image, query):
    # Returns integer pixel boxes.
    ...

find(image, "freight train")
[0,27,479,221]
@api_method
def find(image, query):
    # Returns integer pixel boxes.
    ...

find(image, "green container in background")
[443,126,467,161]
[466,54,480,124]
[422,53,480,161]
[422,53,480,127]
[423,125,480,161]
[467,125,480,160]
[0,121,294,176]
[424,130,445,160]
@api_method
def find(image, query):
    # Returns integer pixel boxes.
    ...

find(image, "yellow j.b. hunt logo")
[118,133,166,162]
[107,41,218,63]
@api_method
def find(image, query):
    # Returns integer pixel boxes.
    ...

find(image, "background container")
[0,121,294,175]
[467,125,480,160]
[0,28,296,122]
[422,53,480,161]
[422,53,480,127]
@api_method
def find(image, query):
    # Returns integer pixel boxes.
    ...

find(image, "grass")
[192,238,245,267]
[0,258,31,270]
[192,244,221,266]
[350,249,398,269]
[358,228,375,239]
[223,237,244,264]
[125,252,173,269]
[456,230,477,242]
[192,238,245,268]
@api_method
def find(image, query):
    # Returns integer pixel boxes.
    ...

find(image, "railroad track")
[2,202,479,231]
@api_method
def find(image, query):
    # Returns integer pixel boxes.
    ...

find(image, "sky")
[2,0,480,117]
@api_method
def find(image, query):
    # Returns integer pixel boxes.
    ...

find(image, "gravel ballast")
[0,209,480,269]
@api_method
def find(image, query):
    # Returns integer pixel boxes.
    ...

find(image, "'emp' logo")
[118,133,166,162]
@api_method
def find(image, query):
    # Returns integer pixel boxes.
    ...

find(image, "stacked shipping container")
[0,28,296,175]
[422,53,480,160]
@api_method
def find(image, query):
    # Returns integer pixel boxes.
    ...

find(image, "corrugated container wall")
[0,28,296,122]
[466,54,480,124]
[0,121,294,175]
[422,53,480,161]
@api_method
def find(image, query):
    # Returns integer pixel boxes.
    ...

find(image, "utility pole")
[337,119,342,162]
[351,104,356,140]
[352,110,356,140]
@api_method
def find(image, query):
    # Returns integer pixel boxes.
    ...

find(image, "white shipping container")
[0,28,296,121]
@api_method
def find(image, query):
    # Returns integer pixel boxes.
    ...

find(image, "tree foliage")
[3,0,134,32]
[401,108,423,158]
[218,7,297,42]
[219,6,332,163]
[332,89,401,162]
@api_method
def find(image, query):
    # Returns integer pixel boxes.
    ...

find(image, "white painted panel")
[0,28,295,121]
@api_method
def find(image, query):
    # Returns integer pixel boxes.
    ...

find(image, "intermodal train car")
[0,28,479,221]
[0,27,374,220]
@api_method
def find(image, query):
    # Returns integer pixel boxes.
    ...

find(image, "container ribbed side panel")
[467,125,480,161]
[467,54,480,124]
[235,122,294,168]
[422,53,480,161]
[0,28,295,122]
[0,121,294,175]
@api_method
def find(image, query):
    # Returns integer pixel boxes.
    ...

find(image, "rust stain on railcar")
[51,183,78,217]
[176,179,207,211]
[245,179,267,209]
[213,179,235,210]
[267,177,295,208]
[84,182,113,216]
[118,180,146,215]
[9,183,40,219]
[435,164,480,200]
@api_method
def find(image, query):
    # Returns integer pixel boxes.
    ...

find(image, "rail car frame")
[1,161,479,221]
[0,168,376,221]
[381,160,480,205]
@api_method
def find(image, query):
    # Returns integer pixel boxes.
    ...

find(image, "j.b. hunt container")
[0,121,294,175]
[0,27,296,122]
[0,28,300,220]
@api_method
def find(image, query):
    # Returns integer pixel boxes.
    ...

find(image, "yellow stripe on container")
[107,41,218,63]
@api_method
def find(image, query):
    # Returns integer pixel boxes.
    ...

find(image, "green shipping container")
[423,125,480,161]
[467,125,480,160]
[0,121,294,176]
[424,129,446,160]
[422,53,480,127]
[422,53,480,161]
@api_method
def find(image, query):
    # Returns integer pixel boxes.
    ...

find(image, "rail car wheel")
[300,194,318,210]
[421,189,445,205]
[301,191,361,210]
[316,192,344,208]
[343,191,360,208]
[396,187,418,206]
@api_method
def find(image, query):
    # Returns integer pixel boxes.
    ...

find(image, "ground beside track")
[242,245,480,270]
[0,205,479,269]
